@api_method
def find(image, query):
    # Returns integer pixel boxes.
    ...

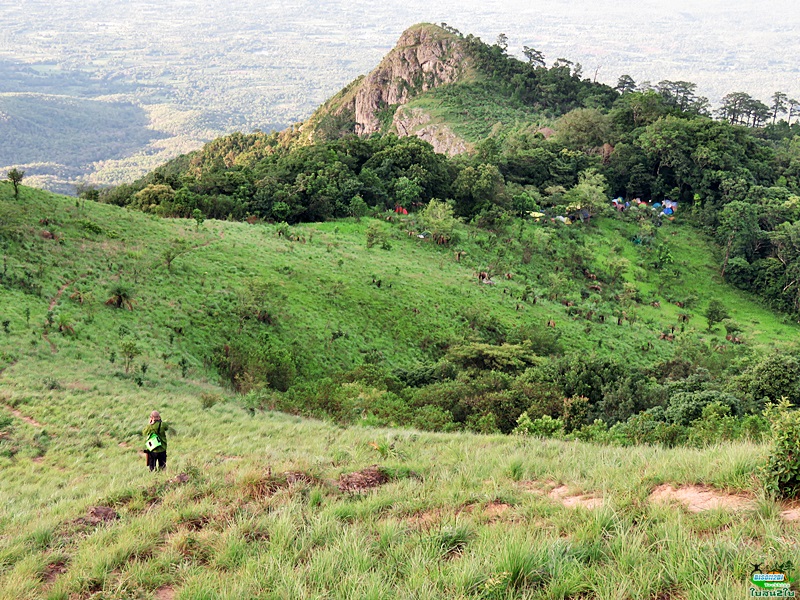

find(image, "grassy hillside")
[1,184,800,598]
[1,181,796,384]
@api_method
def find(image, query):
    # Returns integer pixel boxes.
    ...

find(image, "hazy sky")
[5,0,799,108]
[3,0,799,189]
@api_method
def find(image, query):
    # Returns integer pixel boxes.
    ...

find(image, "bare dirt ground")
[649,484,752,513]
[520,481,604,509]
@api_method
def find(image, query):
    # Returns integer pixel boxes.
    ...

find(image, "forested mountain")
[100,23,800,316]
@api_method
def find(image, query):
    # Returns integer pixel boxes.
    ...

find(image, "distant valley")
[2,0,800,192]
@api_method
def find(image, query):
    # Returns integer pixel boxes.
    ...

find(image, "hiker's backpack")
[145,422,163,452]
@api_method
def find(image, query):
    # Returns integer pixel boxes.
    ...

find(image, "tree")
[131,184,174,213]
[393,176,422,209]
[420,198,459,244]
[347,195,368,220]
[717,201,762,277]
[788,98,799,125]
[655,80,708,114]
[771,91,788,124]
[564,169,609,223]
[615,75,637,94]
[554,108,611,150]
[119,339,141,374]
[704,299,730,331]
[522,46,545,68]
[718,92,770,127]
[495,33,508,52]
[162,239,190,273]
[7,169,23,199]
[76,183,100,203]
[192,208,205,231]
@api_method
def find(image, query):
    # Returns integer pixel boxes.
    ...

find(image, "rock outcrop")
[352,24,471,136]
[393,106,472,156]
[300,24,473,152]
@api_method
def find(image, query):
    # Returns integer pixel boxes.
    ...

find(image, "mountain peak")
[299,23,473,148]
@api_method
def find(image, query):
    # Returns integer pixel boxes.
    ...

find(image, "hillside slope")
[1,184,800,598]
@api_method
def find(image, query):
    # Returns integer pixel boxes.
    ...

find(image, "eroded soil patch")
[780,502,800,522]
[72,506,118,529]
[521,481,603,509]
[155,587,176,600]
[338,466,390,493]
[246,470,319,500]
[43,558,68,583]
[649,484,751,513]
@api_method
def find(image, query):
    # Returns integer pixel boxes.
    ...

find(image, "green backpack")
[145,422,163,452]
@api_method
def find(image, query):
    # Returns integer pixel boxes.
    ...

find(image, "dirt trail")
[43,274,89,354]
[49,280,73,311]
[781,506,800,522]
[42,332,57,354]
[3,404,43,428]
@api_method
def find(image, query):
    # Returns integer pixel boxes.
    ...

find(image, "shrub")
[666,390,741,426]
[412,405,454,432]
[763,402,800,499]
[742,353,800,408]
[43,377,62,390]
[446,341,538,374]
[567,419,610,443]
[612,409,687,447]
[199,393,222,410]
[466,412,500,434]
[432,524,474,557]
[513,412,564,438]
[687,401,739,446]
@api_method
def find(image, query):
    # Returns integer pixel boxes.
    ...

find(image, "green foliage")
[513,412,564,438]
[119,338,141,374]
[740,352,800,407]
[704,299,730,331]
[7,168,24,199]
[446,341,537,373]
[365,222,389,249]
[105,283,134,310]
[420,199,459,244]
[431,524,475,558]
[666,390,741,426]
[763,401,800,498]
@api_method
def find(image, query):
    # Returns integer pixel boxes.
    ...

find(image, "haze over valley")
[2,0,799,192]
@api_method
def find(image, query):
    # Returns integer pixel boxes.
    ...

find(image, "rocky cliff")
[392,106,473,156]
[299,24,473,152]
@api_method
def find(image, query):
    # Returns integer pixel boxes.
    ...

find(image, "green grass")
[1,183,799,597]
[403,81,547,143]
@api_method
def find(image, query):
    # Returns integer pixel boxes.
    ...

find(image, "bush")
[412,405,455,432]
[763,402,800,499]
[567,419,610,443]
[742,353,800,408]
[466,412,500,434]
[513,412,564,438]
[687,401,739,446]
[666,390,741,426]
[199,393,222,410]
[611,409,687,447]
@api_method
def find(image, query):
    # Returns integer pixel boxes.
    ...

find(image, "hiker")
[142,410,169,471]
